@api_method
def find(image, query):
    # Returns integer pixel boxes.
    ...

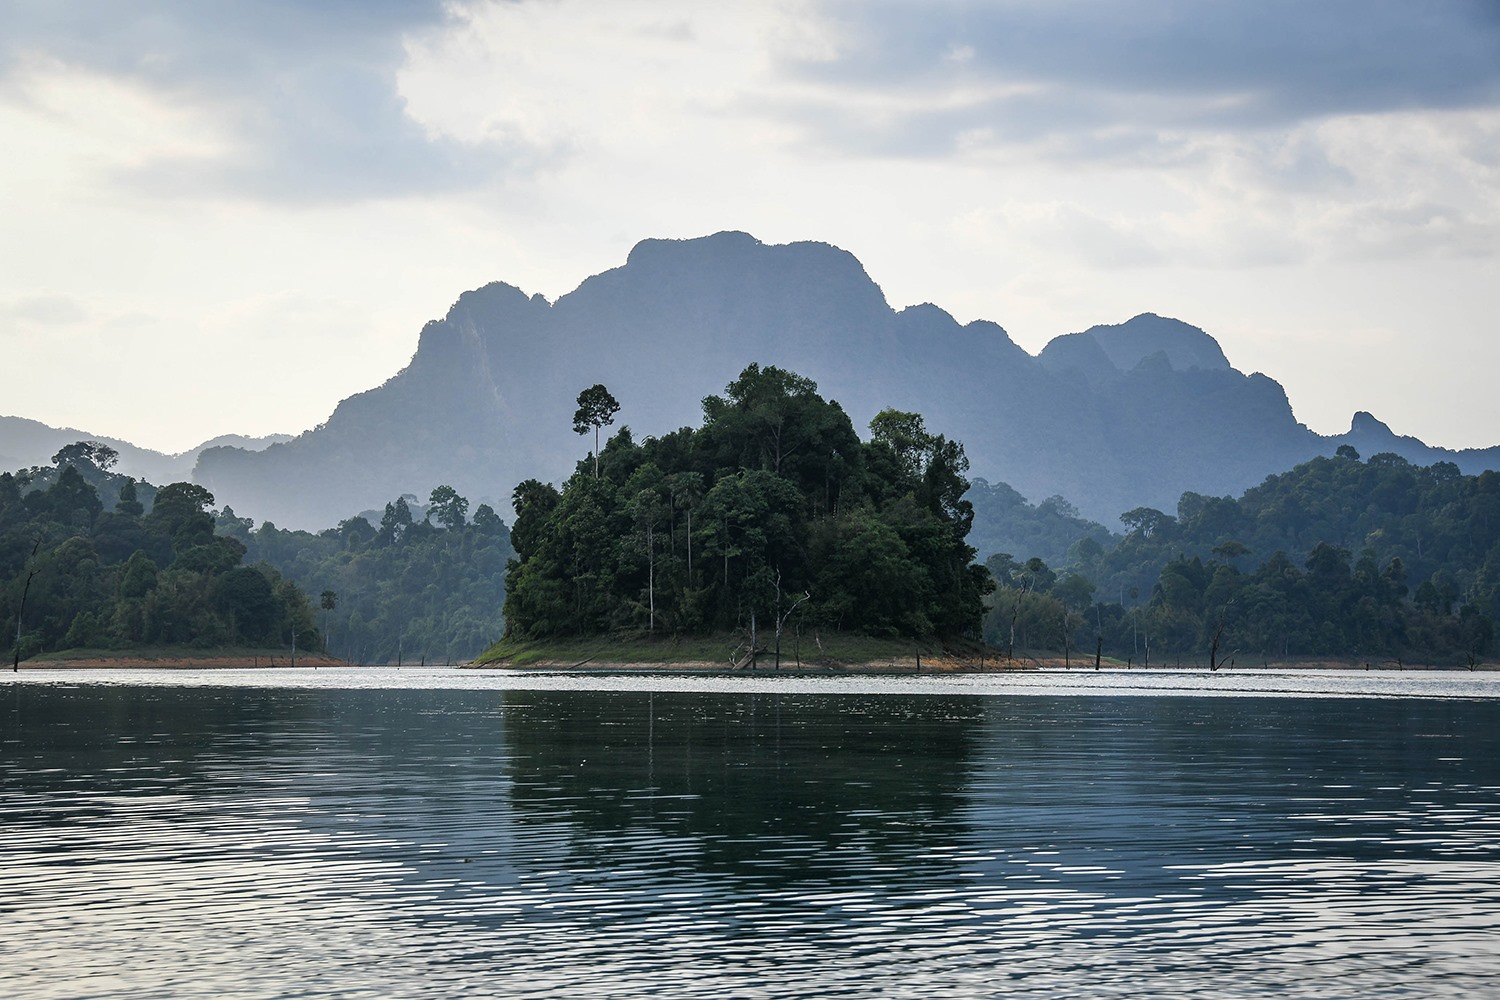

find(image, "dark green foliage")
[981,451,1498,665]
[503,366,992,642]
[114,478,144,517]
[215,567,280,642]
[376,496,414,546]
[239,485,514,664]
[51,441,116,470]
[574,383,621,478]
[1,444,320,659]
[427,485,469,532]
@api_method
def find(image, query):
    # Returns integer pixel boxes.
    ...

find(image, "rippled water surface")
[4,672,1500,997]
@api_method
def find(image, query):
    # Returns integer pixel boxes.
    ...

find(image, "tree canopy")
[1,450,318,660]
[1,451,513,665]
[504,365,992,644]
[573,384,621,478]
[228,484,514,664]
[979,450,1499,666]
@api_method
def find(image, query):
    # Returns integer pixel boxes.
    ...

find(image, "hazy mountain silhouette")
[13,232,1496,533]
[1038,313,1233,383]
[190,232,1500,531]
[0,415,289,487]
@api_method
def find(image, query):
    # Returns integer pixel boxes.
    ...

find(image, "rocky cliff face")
[186,232,1500,531]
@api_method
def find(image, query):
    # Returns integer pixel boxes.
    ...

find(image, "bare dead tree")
[1208,602,1234,672]
[773,584,810,671]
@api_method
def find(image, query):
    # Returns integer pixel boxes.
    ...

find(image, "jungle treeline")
[0,442,512,664]
[5,405,1499,669]
[0,443,319,659]
[223,488,512,664]
[985,447,1497,665]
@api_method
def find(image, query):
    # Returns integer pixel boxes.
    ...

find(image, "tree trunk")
[1208,606,1230,671]
[1008,597,1020,662]
[773,571,782,670]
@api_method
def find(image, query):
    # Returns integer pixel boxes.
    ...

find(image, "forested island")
[493,365,992,665]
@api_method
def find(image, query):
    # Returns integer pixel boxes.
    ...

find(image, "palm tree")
[320,590,337,654]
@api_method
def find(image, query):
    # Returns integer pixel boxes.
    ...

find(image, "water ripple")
[3,685,1498,997]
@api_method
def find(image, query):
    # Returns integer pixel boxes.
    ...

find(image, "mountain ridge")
[0,414,290,487]
[9,231,1498,532]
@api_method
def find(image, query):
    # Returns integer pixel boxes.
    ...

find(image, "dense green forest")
[1,442,513,665]
[502,366,993,646]
[1,443,319,661]
[967,478,1115,569]
[985,448,1496,665]
[8,417,1498,669]
[222,488,513,664]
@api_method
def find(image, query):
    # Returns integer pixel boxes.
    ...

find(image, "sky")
[3,0,1498,455]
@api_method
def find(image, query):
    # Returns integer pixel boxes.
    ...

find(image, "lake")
[4,668,1500,997]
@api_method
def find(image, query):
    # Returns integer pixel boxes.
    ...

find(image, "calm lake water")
[4,669,1500,997]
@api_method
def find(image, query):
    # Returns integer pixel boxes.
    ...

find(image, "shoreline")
[14,652,1494,673]
[17,651,349,670]
[475,654,1496,674]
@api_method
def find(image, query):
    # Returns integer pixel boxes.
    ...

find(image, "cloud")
[0,0,512,202]
[3,294,88,325]
[397,2,809,154]
[780,0,1500,158]
[13,0,1494,207]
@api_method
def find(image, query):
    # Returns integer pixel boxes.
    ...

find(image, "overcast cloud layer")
[3,0,1498,453]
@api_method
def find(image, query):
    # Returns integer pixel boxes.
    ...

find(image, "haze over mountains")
[9,232,1498,532]
[0,415,289,489]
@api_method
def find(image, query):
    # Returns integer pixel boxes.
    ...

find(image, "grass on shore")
[476,634,1495,672]
[474,630,1004,670]
[23,645,346,667]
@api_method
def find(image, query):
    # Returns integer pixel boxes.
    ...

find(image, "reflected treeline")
[499,690,986,874]
[1,686,517,848]
[3,687,507,789]
[961,695,1500,876]
[2,685,324,811]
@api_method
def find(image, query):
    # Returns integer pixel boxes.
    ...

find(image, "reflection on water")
[3,683,1500,997]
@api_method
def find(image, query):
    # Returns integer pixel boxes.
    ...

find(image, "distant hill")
[1037,313,1233,383]
[0,414,290,486]
[186,232,1500,532]
[13,232,1497,534]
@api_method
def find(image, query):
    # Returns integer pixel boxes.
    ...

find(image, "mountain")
[0,414,291,486]
[187,231,1500,532]
[1037,313,1232,383]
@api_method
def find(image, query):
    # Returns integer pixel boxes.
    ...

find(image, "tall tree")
[377,496,413,546]
[427,485,469,531]
[573,384,621,478]
[52,441,118,473]
[320,590,337,652]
